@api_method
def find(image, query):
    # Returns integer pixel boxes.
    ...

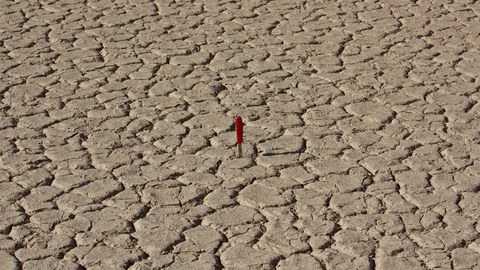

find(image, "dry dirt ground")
[1,0,480,269]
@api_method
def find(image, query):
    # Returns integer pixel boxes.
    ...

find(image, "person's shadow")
[260,149,304,156]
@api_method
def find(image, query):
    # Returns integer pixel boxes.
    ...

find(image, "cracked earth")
[1,0,480,269]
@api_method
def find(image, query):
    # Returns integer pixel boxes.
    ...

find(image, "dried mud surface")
[1,0,480,269]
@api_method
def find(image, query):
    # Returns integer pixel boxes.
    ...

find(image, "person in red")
[236,116,243,158]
